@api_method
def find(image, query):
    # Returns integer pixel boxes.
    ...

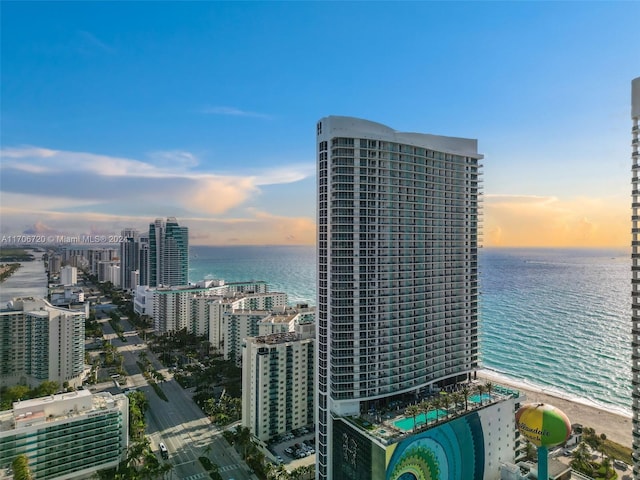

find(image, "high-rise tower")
[148,217,189,287]
[119,228,140,291]
[316,117,482,479]
[631,76,640,479]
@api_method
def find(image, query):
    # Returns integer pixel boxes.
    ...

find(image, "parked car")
[614,459,628,470]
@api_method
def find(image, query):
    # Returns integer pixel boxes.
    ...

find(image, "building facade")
[0,298,85,389]
[59,266,77,286]
[0,390,128,480]
[242,326,315,442]
[120,228,140,291]
[631,76,640,480]
[328,391,523,480]
[316,116,482,478]
[148,217,189,287]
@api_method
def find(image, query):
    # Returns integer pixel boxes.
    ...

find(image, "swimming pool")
[469,393,492,404]
[393,409,448,431]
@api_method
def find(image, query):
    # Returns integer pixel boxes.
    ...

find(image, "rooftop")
[0,391,125,433]
[342,381,522,446]
[251,331,307,345]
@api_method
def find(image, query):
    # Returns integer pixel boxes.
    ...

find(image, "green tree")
[12,454,33,480]
[484,381,494,400]
[601,456,613,478]
[405,404,420,432]
[449,391,462,414]
[419,399,432,426]
[236,426,252,459]
[35,380,59,397]
[571,442,593,476]
[460,385,471,411]
[475,383,486,406]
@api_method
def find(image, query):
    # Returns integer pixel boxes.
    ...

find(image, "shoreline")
[478,369,632,448]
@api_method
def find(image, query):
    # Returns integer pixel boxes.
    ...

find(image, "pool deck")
[343,381,522,446]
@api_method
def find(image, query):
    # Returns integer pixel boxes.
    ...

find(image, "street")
[101,317,256,480]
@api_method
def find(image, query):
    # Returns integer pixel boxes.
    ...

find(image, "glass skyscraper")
[316,117,482,479]
[148,217,189,287]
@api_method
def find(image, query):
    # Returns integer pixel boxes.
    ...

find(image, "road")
[101,316,255,480]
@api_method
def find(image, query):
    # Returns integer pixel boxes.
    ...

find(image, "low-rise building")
[0,390,128,480]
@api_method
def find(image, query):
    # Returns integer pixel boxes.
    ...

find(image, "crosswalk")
[182,473,207,480]
[181,463,239,480]
[219,464,238,472]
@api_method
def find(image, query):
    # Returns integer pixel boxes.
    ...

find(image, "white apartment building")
[316,117,482,479]
[60,265,77,286]
[241,324,315,442]
[151,285,210,333]
[0,298,86,389]
[207,290,288,357]
[97,260,119,285]
[257,305,316,336]
[0,390,128,480]
[630,76,640,480]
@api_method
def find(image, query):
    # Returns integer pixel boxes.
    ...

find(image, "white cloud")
[0,145,315,229]
[201,106,271,119]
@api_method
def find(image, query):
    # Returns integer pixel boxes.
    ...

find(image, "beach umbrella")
[515,403,571,480]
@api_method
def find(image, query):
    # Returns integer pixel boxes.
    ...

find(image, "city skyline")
[1,2,638,247]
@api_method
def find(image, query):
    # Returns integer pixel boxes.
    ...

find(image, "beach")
[479,370,632,448]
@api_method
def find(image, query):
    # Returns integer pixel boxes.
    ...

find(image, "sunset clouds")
[0,146,316,245]
[484,194,629,247]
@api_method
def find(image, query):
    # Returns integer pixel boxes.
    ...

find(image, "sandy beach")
[478,370,632,448]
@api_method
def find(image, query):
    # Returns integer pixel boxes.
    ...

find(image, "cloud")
[483,194,629,247]
[146,150,199,168]
[77,30,115,54]
[0,145,316,244]
[201,106,271,119]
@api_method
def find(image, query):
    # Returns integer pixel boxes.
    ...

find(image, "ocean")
[189,245,632,416]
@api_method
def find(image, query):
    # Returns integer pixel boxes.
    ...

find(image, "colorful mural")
[385,412,485,480]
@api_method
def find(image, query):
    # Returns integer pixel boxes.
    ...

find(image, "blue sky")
[1,1,638,246]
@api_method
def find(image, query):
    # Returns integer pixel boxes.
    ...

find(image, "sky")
[1,1,639,248]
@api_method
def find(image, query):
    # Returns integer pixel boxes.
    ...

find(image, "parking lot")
[268,428,316,469]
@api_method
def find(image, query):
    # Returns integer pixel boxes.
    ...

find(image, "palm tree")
[598,434,607,460]
[236,426,252,459]
[450,391,463,414]
[431,396,442,422]
[601,456,613,478]
[475,384,486,406]
[276,463,290,480]
[419,399,431,426]
[265,463,278,480]
[405,404,420,432]
[571,442,593,475]
[460,385,471,411]
[484,381,494,402]
[439,392,450,418]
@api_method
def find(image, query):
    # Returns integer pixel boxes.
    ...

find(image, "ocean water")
[189,246,632,415]
[189,245,317,306]
[480,248,631,416]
